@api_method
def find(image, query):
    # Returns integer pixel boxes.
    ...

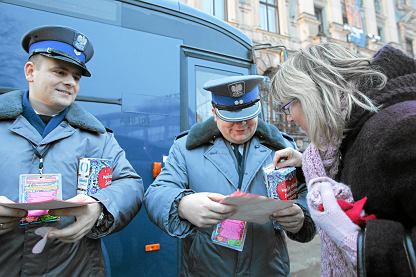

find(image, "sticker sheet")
[211,219,247,251]
[19,174,62,225]
[77,158,112,195]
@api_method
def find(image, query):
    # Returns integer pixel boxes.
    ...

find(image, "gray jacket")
[0,90,143,276]
[144,118,315,277]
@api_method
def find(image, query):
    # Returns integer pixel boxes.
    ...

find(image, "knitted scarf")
[302,94,357,277]
[303,144,356,277]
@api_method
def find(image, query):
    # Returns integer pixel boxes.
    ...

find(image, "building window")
[374,0,382,14]
[200,0,226,20]
[377,26,384,41]
[315,6,324,35]
[406,38,414,57]
[259,0,279,33]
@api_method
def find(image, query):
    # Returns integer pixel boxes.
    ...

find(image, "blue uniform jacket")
[0,90,143,277]
[144,117,315,277]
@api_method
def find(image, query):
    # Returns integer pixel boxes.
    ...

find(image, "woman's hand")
[273,147,302,168]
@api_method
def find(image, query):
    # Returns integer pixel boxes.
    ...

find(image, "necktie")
[232,144,242,167]
[232,144,244,189]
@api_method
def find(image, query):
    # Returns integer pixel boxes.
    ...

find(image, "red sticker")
[98,167,112,188]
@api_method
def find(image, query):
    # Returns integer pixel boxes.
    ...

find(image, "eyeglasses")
[281,99,296,116]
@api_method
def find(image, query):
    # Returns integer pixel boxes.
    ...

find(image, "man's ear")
[211,107,217,121]
[24,61,35,82]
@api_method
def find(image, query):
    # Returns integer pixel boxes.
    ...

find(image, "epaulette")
[175,130,189,140]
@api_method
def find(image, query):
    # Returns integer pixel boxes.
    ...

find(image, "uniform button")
[255,145,260,148]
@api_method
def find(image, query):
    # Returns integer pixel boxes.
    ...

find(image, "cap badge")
[73,34,88,51]
[74,49,81,56]
[228,82,245,97]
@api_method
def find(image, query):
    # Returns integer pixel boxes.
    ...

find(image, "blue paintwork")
[0,0,255,276]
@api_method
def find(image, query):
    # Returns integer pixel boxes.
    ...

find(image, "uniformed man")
[0,25,143,276]
[144,75,315,276]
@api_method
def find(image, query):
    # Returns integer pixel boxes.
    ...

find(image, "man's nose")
[64,75,77,87]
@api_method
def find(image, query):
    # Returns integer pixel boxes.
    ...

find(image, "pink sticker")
[211,219,247,251]
[218,220,244,240]
[27,191,57,217]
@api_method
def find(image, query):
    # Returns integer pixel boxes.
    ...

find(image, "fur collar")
[185,116,287,150]
[0,90,106,134]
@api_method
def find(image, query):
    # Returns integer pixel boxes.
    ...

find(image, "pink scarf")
[302,144,357,277]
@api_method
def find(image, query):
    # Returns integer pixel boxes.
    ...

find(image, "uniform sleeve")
[286,183,316,242]
[88,133,144,237]
[144,139,195,238]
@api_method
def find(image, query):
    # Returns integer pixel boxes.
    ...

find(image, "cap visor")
[39,53,91,77]
[216,102,261,122]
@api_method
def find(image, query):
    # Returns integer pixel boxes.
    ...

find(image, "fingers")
[0,196,27,218]
[178,192,236,228]
[0,207,27,218]
[207,193,226,203]
[271,204,302,218]
[49,202,101,217]
[271,204,304,233]
[48,206,84,217]
[273,148,302,168]
[48,222,91,243]
[65,194,96,203]
[0,196,15,203]
[48,201,102,243]
[0,200,27,235]
[0,218,21,235]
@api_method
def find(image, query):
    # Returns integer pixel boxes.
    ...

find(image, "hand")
[273,147,302,168]
[47,194,102,243]
[307,182,359,259]
[178,192,236,228]
[270,204,304,233]
[0,196,27,235]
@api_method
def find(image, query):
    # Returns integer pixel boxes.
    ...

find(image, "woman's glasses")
[281,99,296,115]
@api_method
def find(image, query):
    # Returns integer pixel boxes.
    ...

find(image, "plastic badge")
[211,219,247,251]
[19,174,62,225]
[77,158,112,195]
[263,164,298,229]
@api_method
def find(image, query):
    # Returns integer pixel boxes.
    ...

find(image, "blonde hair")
[270,43,386,149]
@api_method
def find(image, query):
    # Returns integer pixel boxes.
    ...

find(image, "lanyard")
[30,144,51,175]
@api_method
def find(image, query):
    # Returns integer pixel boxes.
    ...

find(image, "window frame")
[259,0,279,33]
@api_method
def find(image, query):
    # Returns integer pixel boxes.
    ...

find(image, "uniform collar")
[185,116,288,150]
[0,90,106,134]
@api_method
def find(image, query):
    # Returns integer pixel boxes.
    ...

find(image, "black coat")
[338,45,416,276]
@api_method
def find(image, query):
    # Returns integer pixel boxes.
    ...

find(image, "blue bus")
[0,0,257,276]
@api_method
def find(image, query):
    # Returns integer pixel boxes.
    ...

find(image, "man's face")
[212,108,258,144]
[25,56,82,115]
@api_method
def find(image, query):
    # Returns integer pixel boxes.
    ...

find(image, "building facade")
[181,0,416,150]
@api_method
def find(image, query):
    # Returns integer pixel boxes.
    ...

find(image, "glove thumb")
[319,182,341,212]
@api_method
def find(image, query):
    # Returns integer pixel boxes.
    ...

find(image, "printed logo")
[228,82,245,97]
[73,34,88,51]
